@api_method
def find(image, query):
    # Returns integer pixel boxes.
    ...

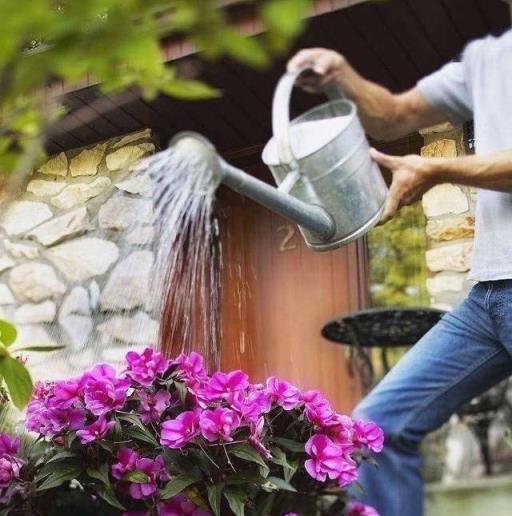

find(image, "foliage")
[0,319,63,410]
[0,0,311,175]
[368,203,429,308]
[1,348,382,515]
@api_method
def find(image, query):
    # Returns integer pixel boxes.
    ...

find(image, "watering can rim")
[261,98,356,167]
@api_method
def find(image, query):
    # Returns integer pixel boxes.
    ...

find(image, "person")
[288,28,512,516]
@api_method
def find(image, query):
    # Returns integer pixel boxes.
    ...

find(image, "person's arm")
[287,48,447,141]
[370,148,512,223]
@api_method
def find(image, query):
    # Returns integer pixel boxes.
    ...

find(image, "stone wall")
[421,123,476,310]
[0,129,159,380]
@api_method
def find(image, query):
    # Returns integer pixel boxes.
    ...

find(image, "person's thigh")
[354,284,512,445]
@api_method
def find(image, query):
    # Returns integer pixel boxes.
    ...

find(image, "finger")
[380,186,402,224]
[312,53,335,75]
[370,148,400,169]
[287,49,323,72]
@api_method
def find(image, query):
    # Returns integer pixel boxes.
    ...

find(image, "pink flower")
[353,421,384,453]
[83,364,130,416]
[138,390,172,424]
[125,348,170,386]
[304,395,336,427]
[265,377,300,411]
[347,501,380,516]
[0,433,20,456]
[76,416,115,444]
[111,448,140,480]
[304,434,347,482]
[31,407,86,437]
[249,416,272,459]
[203,370,248,401]
[338,455,358,487]
[228,387,271,423]
[199,407,240,442]
[53,377,85,408]
[173,352,207,379]
[128,455,166,500]
[160,410,200,449]
[0,454,23,488]
[158,494,211,515]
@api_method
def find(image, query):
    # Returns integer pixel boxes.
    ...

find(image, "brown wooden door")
[217,163,367,414]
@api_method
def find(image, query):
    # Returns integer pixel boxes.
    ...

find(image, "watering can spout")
[169,132,336,242]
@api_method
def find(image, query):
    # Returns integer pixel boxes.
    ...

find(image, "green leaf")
[0,354,33,409]
[160,473,200,500]
[37,463,81,491]
[224,489,246,516]
[123,470,150,483]
[229,444,270,478]
[253,493,276,516]
[87,463,110,486]
[272,438,304,453]
[13,345,65,353]
[124,425,159,447]
[271,447,298,483]
[262,0,310,39]
[173,380,188,404]
[265,476,296,492]
[0,320,17,347]
[161,79,220,100]
[207,483,223,516]
[97,484,126,511]
[47,451,77,464]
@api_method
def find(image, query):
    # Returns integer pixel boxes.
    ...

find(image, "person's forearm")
[428,150,512,192]
[333,62,442,141]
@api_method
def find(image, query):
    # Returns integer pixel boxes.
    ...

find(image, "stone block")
[15,300,56,324]
[113,129,152,149]
[105,143,155,171]
[98,196,153,229]
[421,139,457,158]
[426,242,473,273]
[38,152,68,176]
[69,144,106,176]
[4,240,40,259]
[0,284,14,305]
[97,311,158,345]
[9,263,66,302]
[47,237,119,281]
[27,206,91,246]
[426,215,475,241]
[0,200,53,235]
[50,177,111,210]
[27,179,67,197]
[426,273,466,296]
[422,184,469,218]
[0,255,15,273]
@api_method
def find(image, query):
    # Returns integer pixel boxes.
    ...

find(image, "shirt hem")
[468,271,512,282]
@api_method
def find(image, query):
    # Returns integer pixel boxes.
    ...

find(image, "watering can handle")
[272,67,345,168]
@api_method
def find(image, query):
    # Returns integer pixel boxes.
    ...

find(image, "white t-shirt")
[417,29,512,281]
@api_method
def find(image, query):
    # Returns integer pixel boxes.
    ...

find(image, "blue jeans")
[352,281,512,516]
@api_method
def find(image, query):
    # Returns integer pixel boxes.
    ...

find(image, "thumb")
[370,148,399,169]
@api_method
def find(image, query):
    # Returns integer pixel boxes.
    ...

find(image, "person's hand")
[287,48,346,92]
[370,148,436,224]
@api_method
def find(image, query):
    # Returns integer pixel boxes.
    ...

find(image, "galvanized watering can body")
[262,68,387,251]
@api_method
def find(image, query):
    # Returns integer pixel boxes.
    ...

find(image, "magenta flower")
[265,377,300,411]
[83,364,130,416]
[338,455,358,487]
[125,348,170,386]
[31,407,86,437]
[0,433,20,456]
[128,455,166,500]
[173,352,207,379]
[304,434,347,482]
[160,410,200,449]
[158,494,211,515]
[228,387,271,423]
[138,390,172,424]
[111,448,140,480]
[76,416,115,444]
[353,421,384,453]
[199,407,240,442]
[53,377,85,408]
[347,501,380,516]
[249,416,272,459]
[203,370,249,401]
[304,395,336,427]
[0,454,23,488]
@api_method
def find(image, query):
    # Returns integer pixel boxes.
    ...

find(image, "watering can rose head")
[3,348,382,515]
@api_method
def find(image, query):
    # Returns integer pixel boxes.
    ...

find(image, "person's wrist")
[422,157,445,183]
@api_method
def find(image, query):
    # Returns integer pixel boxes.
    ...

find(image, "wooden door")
[217,163,367,414]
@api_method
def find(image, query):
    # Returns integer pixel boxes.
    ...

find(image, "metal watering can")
[170,68,387,251]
